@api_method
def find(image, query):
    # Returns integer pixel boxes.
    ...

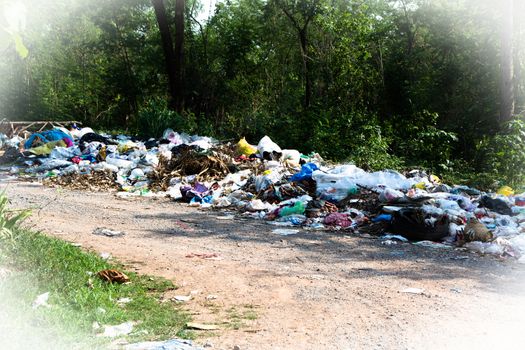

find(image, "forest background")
[1,0,524,189]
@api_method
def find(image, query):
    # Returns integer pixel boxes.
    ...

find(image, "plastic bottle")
[106,155,133,169]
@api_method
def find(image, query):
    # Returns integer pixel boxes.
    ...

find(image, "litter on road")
[31,292,50,309]
[185,322,220,331]
[99,321,135,337]
[97,269,130,283]
[401,288,425,295]
[124,338,203,350]
[92,227,126,237]
[2,125,525,259]
[272,228,300,236]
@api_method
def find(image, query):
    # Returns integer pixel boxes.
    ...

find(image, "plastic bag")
[60,164,80,175]
[257,136,282,160]
[493,226,519,237]
[497,186,514,196]
[28,140,67,155]
[180,182,209,203]
[27,159,72,173]
[355,170,413,190]
[246,199,272,212]
[274,214,306,225]
[78,127,94,139]
[24,129,73,149]
[436,198,461,211]
[50,146,81,160]
[324,213,352,227]
[330,164,366,176]
[509,235,525,253]
[464,241,505,255]
[237,137,257,156]
[92,162,119,173]
[312,170,358,202]
[129,168,145,180]
[279,201,306,217]
[379,188,404,203]
[290,163,319,182]
[189,138,214,150]
[106,155,134,170]
[281,149,301,164]
[163,129,191,145]
[255,171,283,192]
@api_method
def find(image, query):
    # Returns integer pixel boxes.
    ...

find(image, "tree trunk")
[513,1,523,114]
[299,29,311,109]
[152,0,177,110]
[280,2,317,111]
[114,18,138,125]
[174,0,185,112]
[500,0,514,124]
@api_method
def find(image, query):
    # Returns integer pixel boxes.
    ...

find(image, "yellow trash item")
[98,146,107,161]
[429,174,441,184]
[497,186,514,196]
[28,140,67,155]
[118,141,137,153]
[237,137,257,156]
[415,182,426,190]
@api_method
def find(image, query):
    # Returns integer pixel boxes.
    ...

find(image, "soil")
[5,180,525,350]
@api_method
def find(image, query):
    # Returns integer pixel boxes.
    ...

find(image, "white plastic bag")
[257,136,282,158]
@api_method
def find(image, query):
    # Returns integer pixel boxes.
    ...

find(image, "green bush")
[310,109,402,170]
[134,98,196,138]
[476,117,525,189]
[0,191,31,242]
[392,110,458,171]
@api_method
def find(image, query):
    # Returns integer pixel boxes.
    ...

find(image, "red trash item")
[323,213,352,228]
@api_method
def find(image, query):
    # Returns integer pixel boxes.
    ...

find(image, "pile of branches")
[44,170,119,192]
[339,188,382,215]
[148,146,232,191]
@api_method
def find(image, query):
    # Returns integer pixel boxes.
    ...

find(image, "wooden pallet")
[0,120,82,137]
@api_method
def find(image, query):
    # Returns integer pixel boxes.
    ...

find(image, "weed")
[0,191,31,242]
[1,224,190,346]
[223,305,259,330]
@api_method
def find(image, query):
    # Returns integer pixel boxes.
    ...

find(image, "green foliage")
[476,117,525,189]
[310,109,402,170]
[0,191,31,242]
[1,0,525,180]
[348,123,402,171]
[1,226,190,344]
[392,110,458,171]
[135,98,196,138]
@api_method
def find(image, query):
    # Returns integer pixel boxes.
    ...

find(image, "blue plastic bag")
[24,129,72,149]
[290,163,319,182]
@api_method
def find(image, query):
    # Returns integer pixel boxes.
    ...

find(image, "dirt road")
[5,180,525,350]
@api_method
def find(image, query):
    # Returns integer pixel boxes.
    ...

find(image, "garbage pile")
[1,125,525,260]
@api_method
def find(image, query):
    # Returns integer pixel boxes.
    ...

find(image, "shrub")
[310,109,402,170]
[134,98,196,138]
[0,192,31,242]
[392,110,458,171]
[476,117,525,189]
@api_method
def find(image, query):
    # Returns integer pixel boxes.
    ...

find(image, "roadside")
[5,180,525,350]
[0,266,103,350]
[0,191,192,349]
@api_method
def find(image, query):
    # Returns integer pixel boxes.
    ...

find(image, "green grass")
[223,305,259,330]
[0,228,191,348]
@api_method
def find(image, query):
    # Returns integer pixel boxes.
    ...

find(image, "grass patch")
[223,305,259,330]
[0,227,191,348]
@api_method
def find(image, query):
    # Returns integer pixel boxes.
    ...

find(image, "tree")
[274,0,321,110]
[152,0,178,110]
[500,0,514,123]
[174,0,185,111]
